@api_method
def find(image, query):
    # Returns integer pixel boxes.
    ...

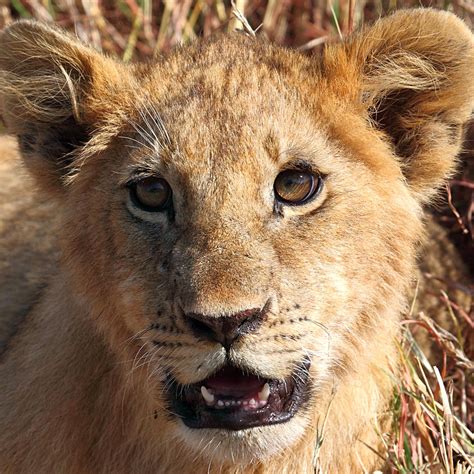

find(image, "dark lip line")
[164,357,312,431]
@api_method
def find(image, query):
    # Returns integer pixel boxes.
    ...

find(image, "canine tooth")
[258,383,270,402]
[201,386,215,404]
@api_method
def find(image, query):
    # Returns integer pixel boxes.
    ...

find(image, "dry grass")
[388,306,473,472]
[0,1,472,472]
[0,0,472,59]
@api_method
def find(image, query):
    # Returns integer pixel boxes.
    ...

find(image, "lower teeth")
[203,396,269,409]
[200,383,271,409]
[211,400,268,409]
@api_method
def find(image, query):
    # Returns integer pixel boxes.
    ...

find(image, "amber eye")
[274,169,321,205]
[130,177,172,211]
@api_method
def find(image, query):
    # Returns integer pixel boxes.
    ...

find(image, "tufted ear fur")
[0,21,133,194]
[323,9,474,202]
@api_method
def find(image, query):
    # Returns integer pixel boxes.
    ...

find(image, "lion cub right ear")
[323,9,474,203]
[0,21,133,194]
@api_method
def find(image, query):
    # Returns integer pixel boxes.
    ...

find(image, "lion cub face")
[1,11,472,464]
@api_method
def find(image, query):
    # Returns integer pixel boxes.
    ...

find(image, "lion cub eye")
[274,170,321,205]
[130,177,172,211]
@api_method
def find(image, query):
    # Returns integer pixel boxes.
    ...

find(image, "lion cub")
[0,9,472,474]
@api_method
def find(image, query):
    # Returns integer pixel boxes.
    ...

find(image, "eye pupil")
[274,170,320,205]
[132,177,172,211]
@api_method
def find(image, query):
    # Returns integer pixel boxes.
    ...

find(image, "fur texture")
[0,9,473,473]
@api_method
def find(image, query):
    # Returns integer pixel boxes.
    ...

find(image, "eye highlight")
[129,177,172,212]
[274,170,322,205]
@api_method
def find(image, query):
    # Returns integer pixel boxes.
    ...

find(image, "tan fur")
[0,10,472,473]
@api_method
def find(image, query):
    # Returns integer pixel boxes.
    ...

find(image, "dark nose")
[185,307,266,349]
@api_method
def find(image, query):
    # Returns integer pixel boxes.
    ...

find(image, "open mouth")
[167,359,311,430]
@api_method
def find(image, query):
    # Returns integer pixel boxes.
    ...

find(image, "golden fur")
[0,9,472,473]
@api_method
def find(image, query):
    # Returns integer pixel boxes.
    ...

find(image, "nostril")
[187,317,216,341]
[184,304,269,348]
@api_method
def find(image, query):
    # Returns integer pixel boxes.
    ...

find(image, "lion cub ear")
[0,21,132,194]
[323,9,474,203]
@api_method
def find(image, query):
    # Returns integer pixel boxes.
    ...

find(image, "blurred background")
[0,0,471,58]
[0,1,472,471]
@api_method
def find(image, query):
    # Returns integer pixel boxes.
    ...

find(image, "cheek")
[272,198,407,329]
[64,196,163,306]
[274,226,351,308]
[114,273,157,327]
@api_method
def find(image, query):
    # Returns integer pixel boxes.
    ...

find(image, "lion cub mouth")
[167,359,311,430]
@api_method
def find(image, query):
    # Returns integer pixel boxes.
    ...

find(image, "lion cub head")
[0,10,472,465]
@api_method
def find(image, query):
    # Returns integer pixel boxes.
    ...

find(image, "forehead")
[133,36,323,169]
[117,34,398,186]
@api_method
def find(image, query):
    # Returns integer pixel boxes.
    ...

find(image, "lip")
[166,358,311,430]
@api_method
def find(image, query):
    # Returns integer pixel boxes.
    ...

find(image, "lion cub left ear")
[0,21,134,194]
[324,9,474,203]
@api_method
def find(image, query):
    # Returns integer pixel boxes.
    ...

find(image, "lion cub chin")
[0,8,473,474]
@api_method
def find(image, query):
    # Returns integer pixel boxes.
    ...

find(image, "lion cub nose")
[185,308,266,349]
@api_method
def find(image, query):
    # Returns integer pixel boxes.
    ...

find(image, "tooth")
[225,401,231,407]
[201,386,215,404]
[258,383,270,402]
[217,400,225,408]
